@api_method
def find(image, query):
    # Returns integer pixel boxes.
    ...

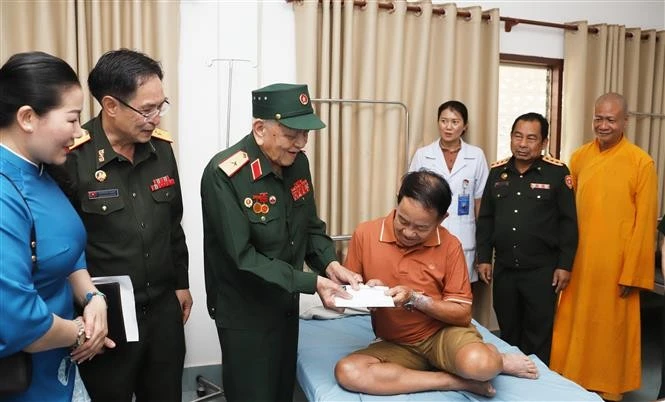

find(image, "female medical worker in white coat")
[409,100,489,282]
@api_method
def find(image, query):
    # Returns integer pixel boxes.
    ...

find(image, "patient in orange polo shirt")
[335,170,538,397]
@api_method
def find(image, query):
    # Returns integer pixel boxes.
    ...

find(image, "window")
[497,54,563,160]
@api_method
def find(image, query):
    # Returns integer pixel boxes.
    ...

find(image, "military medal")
[269,195,277,205]
[261,204,269,214]
[244,197,253,208]
[565,175,574,190]
[94,170,107,182]
[500,172,508,180]
[253,203,263,214]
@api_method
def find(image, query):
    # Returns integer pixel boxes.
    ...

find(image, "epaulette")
[151,128,173,143]
[69,129,91,151]
[542,154,564,166]
[218,151,249,177]
[490,157,510,168]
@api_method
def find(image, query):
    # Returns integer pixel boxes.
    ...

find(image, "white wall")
[178,0,664,367]
[454,0,665,59]
[178,0,297,367]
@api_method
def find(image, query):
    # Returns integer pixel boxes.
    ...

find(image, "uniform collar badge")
[251,159,263,181]
[97,149,105,163]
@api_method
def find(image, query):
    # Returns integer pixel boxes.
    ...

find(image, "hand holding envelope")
[334,284,395,308]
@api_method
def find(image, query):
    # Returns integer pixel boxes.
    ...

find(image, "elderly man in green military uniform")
[201,83,362,402]
[475,112,578,366]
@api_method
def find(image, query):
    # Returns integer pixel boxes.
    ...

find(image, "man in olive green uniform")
[52,50,191,401]
[201,83,361,402]
[476,112,577,365]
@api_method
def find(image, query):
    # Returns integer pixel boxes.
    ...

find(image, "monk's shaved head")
[595,92,627,117]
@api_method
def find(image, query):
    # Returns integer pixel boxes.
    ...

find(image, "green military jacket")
[476,155,578,270]
[51,116,189,305]
[201,133,337,329]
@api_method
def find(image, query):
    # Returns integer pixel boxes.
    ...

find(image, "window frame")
[499,53,564,158]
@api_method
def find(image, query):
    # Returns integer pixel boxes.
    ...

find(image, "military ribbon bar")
[150,175,175,192]
[290,179,310,201]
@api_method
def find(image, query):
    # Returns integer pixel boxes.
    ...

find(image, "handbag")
[0,352,33,396]
[0,172,37,395]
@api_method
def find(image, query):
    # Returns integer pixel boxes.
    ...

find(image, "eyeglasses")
[110,95,170,121]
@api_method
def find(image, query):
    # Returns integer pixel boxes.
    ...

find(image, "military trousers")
[79,291,186,402]
[217,314,299,402]
[493,265,557,365]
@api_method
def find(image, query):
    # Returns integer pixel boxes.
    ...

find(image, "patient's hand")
[386,285,412,308]
[365,279,385,287]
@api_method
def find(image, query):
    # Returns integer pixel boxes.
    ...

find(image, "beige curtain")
[561,23,665,214]
[294,0,499,235]
[0,1,78,72]
[1,0,179,145]
[293,0,500,327]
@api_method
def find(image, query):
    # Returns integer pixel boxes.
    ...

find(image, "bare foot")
[461,379,496,397]
[501,353,539,379]
[443,375,496,397]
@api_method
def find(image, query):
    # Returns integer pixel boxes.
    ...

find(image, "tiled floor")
[182,293,664,402]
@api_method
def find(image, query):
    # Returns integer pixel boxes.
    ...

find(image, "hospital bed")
[297,305,602,401]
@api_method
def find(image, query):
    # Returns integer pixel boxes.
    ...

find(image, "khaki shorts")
[354,325,483,374]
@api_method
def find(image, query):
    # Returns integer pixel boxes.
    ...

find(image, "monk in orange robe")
[550,92,658,401]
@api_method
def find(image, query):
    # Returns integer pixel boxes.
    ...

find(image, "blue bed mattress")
[297,315,602,401]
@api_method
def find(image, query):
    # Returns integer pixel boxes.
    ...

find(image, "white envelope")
[334,285,395,308]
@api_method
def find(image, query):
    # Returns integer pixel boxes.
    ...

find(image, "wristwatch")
[72,317,85,349]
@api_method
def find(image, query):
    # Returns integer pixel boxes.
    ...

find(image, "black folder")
[77,282,127,343]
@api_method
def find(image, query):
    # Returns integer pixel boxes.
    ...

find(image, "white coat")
[408,139,489,282]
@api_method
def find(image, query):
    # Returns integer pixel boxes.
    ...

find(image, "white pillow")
[299,293,369,319]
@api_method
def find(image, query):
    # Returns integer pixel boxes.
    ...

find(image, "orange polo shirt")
[344,210,472,344]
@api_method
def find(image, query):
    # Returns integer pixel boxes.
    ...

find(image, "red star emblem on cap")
[299,93,309,105]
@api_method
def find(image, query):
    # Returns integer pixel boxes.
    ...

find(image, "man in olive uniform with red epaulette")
[51,49,191,402]
[201,83,362,402]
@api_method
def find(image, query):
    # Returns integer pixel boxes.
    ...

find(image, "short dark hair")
[510,112,549,141]
[397,170,452,218]
[437,100,468,125]
[87,49,163,104]
[0,51,80,129]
